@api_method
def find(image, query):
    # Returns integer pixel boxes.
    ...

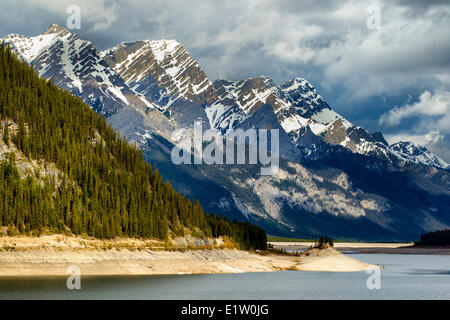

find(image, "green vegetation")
[315,237,334,249]
[415,230,450,247]
[0,44,266,250]
[207,214,267,250]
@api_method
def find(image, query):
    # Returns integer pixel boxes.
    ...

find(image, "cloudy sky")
[1,0,449,161]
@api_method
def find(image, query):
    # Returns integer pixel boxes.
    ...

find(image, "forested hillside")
[0,44,266,249]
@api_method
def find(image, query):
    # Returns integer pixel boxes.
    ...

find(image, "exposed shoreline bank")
[0,236,381,276]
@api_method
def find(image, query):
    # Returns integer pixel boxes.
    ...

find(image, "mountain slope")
[139,130,450,241]
[0,43,266,249]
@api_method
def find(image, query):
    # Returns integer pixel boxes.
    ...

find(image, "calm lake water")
[0,254,449,300]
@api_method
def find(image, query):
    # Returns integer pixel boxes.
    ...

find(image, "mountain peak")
[281,77,313,92]
[292,77,308,83]
[144,39,180,46]
[279,76,331,121]
[391,141,449,169]
[42,24,70,36]
[101,38,216,107]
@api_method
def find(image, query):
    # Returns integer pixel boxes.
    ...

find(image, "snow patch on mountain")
[1,33,59,63]
[209,77,308,135]
[311,108,352,128]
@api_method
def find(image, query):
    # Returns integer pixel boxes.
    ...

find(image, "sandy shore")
[0,236,381,276]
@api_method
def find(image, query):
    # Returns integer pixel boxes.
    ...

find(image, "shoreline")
[0,248,381,276]
[269,242,450,255]
[0,236,381,276]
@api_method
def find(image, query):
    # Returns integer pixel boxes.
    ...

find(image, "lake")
[0,254,449,300]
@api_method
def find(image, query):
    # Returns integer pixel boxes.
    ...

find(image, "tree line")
[416,230,450,247]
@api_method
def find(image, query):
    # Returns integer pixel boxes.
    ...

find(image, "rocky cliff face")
[100,40,217,109]
[280,77,331,118]
[208,77,309,137]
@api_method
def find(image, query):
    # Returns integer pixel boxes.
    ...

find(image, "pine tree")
[3,123,9,146]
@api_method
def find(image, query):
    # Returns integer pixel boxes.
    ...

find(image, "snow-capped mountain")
[97,33,448,170]
[282,78,330,117]
[281,77,353,129]
[391,141,449,169]
[100,40,217,109]
[3,24,446,171]
[3,25,449,241]
[207,77,309,135]
[206,76,447,170]
[1,24,156,116]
